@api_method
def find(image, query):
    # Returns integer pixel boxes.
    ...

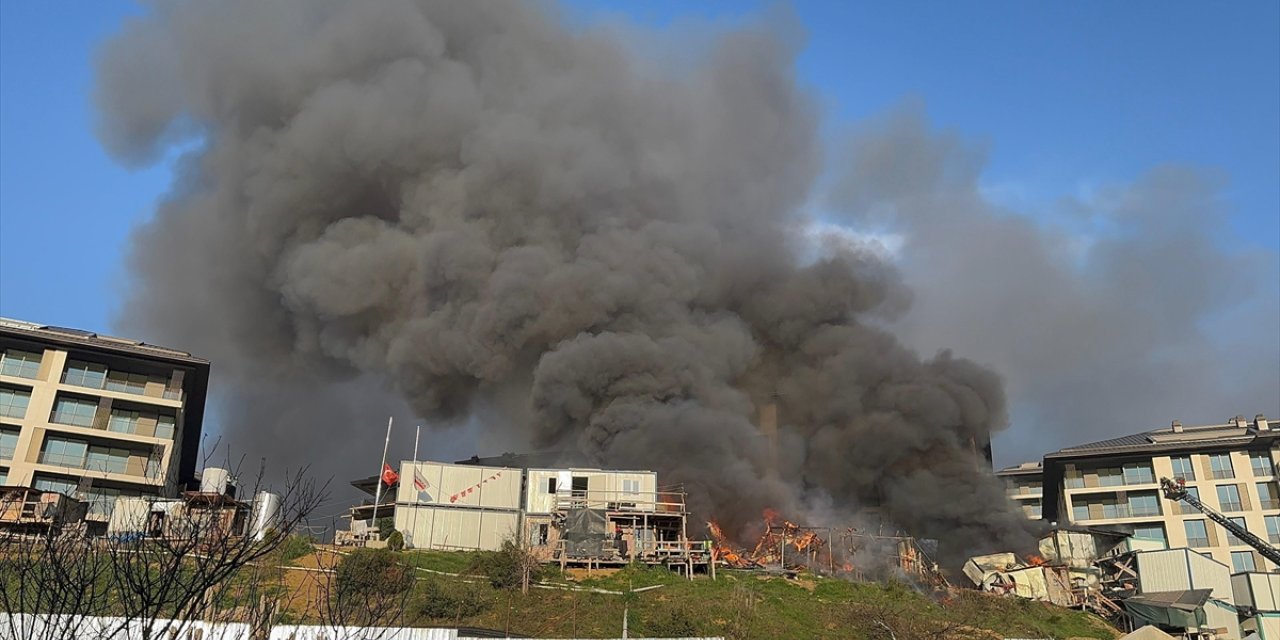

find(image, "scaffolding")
[537,485,711,577]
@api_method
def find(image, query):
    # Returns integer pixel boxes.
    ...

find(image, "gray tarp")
[562,508,607,558]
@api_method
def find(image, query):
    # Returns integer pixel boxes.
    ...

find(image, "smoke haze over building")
[93,1,1277,556]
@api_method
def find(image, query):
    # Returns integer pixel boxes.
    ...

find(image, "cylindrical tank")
[200,468,230,494]
[250,491,283,541]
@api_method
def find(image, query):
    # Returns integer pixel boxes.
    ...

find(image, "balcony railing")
[1187,536,1210,548]
[38,452,131,476]
[0,446,14,460]
[1260,499,1280,510]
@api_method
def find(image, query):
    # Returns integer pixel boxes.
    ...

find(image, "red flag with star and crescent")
[381,463,399,487]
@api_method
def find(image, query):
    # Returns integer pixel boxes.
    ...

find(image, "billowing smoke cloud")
[95,0,1036,556]
[828,105,1280,465]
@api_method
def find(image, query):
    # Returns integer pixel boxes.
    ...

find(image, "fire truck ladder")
[1160,476,1280,566]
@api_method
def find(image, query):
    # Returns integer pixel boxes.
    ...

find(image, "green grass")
[376,553,1119,639]
[399,549,484,574]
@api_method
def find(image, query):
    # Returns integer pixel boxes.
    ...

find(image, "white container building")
[393,460,522,551]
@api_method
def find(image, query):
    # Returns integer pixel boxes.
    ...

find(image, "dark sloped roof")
[0,317,207,364]
[1048,422,1266,458]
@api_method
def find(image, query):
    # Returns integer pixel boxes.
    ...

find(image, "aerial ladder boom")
[1160,476,1280,566]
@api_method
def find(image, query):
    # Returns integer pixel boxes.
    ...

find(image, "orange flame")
[1026,554,1048,567]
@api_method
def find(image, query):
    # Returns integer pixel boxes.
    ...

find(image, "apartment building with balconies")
[0,318,208,529]
[996,460,1044,519]
[1042,415,1280,573]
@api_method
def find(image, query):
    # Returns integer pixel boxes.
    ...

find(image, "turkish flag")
[381,463,399,487]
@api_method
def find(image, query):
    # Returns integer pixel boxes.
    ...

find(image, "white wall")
[524,468,657,514]
[396,461,521,510]
[396,504,519,551]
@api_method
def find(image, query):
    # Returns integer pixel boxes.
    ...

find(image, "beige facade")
[1041,415,1280,573]
[997,461,1044,519]
[0,318,208,525]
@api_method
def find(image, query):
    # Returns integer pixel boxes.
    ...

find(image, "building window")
[1210,453,1235,479]
[0,387,30,419]
[0,469,7,485]
[1233,551,1258,573]
[1258,482,1280,510]
[1024,500,1042,518]
[1170,456,1196,481]
[155,415,175,440]
[1266,515,1280,544]
[40,437,89,469]
[86,446,131,475]
[62,360,108,389]
[1072,502,1089,522]
[1227,518,1249,546]
[622,479,640,494]
[1101,499,1128,519]
[1218,485,1244,512]
[51,397,98,427]
[105,370,152,395]
[1184,520,1210,548]
[1252,451,1274,478]
[546,478,557,494]
[1128,492,1162,517]
[1132,524,1168,546]
[0,427,18,460]
[1123,463,1156,485]
[108,410,141,434]
[1098,468,1124,487]
[1065,468,1084,489]
[33,475,77,496]
[0,349,41,379]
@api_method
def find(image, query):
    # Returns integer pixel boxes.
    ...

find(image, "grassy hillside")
[288,548,1120,639]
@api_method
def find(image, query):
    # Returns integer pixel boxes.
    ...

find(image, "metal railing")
[552,489,686,513]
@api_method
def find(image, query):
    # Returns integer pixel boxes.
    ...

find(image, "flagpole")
[411,424,421,548]
[371,416,393,538]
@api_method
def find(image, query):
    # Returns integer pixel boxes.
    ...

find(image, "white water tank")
[200,468,231,495]
[250,491,283,541]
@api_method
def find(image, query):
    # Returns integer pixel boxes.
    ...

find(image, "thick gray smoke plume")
[96,0,1035,555]
[828,106,1280,464]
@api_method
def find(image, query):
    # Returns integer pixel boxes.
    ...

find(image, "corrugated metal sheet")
[0,616,721,640]
[397,461,521,510]
[396,504,520,551]
[1137,549,1232,600]
[270,626,456,639]
[0,615,249,640]
[1235,572,1280,612]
